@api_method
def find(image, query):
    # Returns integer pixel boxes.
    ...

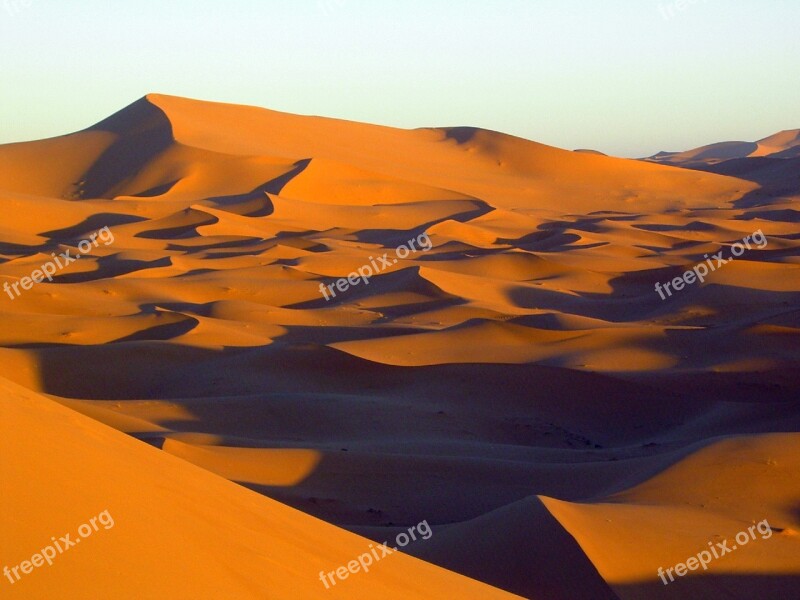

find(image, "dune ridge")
[1,95,799,598]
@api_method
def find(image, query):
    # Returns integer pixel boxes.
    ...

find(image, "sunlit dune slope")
[646,129,800,166]
[544,433,800,599]
[0,94,755,214]
[0,376,520,599]
[1,95,799,600]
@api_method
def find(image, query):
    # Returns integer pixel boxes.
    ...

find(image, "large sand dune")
[646,129,800,167]
[1,95,799,598]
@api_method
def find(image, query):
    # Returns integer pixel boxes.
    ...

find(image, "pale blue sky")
[0,0,797,156]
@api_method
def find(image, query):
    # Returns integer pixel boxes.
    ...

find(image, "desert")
[1,93,798,598]
[2,2,800,597]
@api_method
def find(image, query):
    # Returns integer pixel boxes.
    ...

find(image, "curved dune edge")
[408,495,618,600]
[541,434,800,599]
[1,95,799,599]
[0,376,521,599]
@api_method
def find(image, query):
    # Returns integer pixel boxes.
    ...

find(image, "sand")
[1,94,798,598]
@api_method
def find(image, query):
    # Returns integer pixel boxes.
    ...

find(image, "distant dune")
[1,95,799,599]
[645,128,800,167]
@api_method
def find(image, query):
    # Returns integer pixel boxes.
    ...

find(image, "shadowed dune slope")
[0,376,521,600]
[646,129,800,167]
[1,95,799,599]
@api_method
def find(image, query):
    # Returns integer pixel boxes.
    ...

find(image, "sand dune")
[1,95,799,598]
[0,377,520,599]
[645,128,800,167]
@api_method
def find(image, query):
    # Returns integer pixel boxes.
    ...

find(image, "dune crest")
[2,95,799,598]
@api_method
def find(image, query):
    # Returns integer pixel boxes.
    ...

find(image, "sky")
[0,0,798,157]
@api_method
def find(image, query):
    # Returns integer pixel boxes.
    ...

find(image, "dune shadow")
[135,215,218,240]
[40,213,147,241]
[443,127,479,144]
[203,159,310,211]
[165,237,271,254]
[497,217,608,252]
[52,255,172,283]
[634,220,716,233]
[112,316,199,343]
[617,574,800,599]
[130,179,180,198]
[77,97,175,199]
[407,496,620,600]
[735,208,800,223]
[0,241,40,258]
[350,204,494,246]
[707,156,800,191]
